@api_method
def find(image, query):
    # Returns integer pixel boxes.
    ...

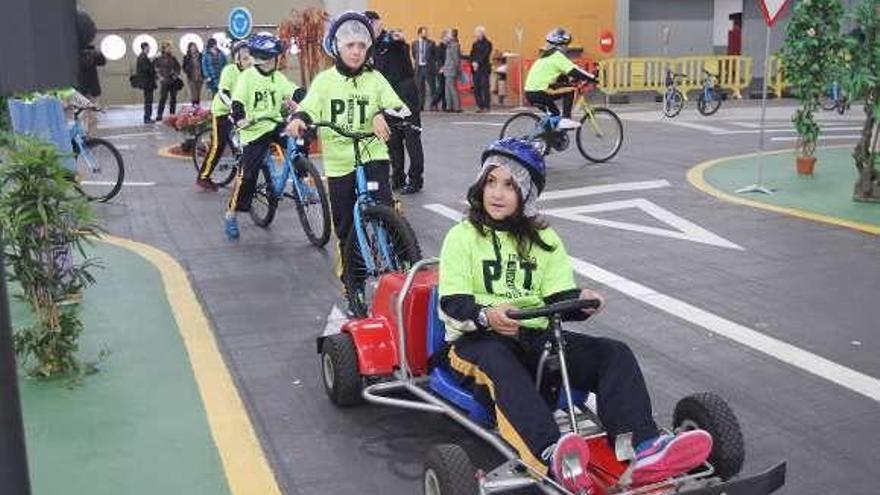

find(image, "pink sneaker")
[548,433,593,493]
[631,430,713,486]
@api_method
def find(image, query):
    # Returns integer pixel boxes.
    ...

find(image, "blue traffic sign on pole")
[228,7,253,40]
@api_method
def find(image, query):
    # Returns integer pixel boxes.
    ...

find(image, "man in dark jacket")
[431,39,447,111]
[366,11,425,194]
[76,44,106,135]
[410,26,436,111]
[469,26,493,112]
[135,42,157,124]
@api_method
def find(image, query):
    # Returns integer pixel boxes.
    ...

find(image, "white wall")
[713,0,742,47]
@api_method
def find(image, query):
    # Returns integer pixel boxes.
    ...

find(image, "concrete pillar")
[616,0,630,57]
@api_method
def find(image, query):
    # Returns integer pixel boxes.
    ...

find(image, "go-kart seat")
[426,288,492,425]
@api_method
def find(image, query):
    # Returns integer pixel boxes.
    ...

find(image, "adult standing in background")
[410,26,436,111]
[469,26,493,112]
[154,40,182,120]
[182,42,204,107]
[366,11,426,195]
[76,42,106,135]
[201,38,227,96]
[135,42,157,124]
[441,29,462,113]
[431,35,447,111]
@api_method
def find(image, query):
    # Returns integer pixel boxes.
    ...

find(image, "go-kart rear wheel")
[321,333,363,407]
[673,392,744,480]
[423,444,478,495]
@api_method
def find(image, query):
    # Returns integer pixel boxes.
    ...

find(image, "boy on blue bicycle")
[286,12,409,263]
[524,28,599,130]
[224,34,306,239]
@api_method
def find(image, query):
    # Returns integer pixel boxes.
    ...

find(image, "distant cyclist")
[523,28,598,130]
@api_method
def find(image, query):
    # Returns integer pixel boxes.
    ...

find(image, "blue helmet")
[545,28,572,46]
[248,34,284,60]
[481,138,546,194]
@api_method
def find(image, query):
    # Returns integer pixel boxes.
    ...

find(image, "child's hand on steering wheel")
[488,303,520,336]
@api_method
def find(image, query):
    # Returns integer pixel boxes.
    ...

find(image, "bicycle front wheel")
[342,205,422,317]
[249,166,278,228]
[697,89,722,116]
[500,112,540,139]
[76,138,125,202]
[291,156,331,248]
[576,108,623,163]
[663,89,684,118]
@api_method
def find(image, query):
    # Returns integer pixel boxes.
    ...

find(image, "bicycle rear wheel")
[342,205,422,317]
[663,89,684,118]
[500,112,540,139]
[249,166,278,228]
[576,108,623,163]
[76,137,125,202]
[192,127,239,187]
[291,156,331,247]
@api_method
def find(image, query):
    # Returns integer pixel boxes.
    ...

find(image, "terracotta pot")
[796,155,816,176]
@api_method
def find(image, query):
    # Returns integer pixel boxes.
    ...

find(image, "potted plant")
[162,106,211,153]
[0,135,102,377]
[842,0,880,202]
[780,0,844,175]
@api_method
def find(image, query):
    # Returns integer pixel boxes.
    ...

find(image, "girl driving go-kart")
[434,138,711,492]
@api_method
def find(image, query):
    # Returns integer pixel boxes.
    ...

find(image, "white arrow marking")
[543,198,743,250]
[322,305,346,337]
[423,204,880,402]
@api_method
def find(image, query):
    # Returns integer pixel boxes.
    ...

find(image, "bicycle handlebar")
[309,119,421,139]
[506,299,600,320]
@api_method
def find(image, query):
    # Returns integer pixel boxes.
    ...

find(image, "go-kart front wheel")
[674,392,744,480]
[423,444,478,495]
[321,333,363,407]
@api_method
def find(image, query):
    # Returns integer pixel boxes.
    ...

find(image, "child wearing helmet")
[524,28,599,130]
[196,40,252,192]
[286,12,409,277]
[436,138,712,493]
[223,34,306,239]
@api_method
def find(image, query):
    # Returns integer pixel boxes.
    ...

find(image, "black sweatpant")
[525,90,574,118]
[227,124,286,213]
[474,68,491,110]
[388,113,425,189]
[442,330,658,474]
[199,114,235,180]
[326,160,393,246]
[143,89,154,121]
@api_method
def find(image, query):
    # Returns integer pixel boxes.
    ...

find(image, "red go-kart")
[318,259,787,494]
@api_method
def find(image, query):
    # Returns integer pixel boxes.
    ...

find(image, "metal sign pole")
[736,23,775,195]
[515,27,524,108]
[0,243,32,495]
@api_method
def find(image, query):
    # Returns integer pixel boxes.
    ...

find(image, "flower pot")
[796,155,816,176]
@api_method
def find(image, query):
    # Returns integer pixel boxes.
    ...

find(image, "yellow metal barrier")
[765,55,786,98]
[597,55,753,99]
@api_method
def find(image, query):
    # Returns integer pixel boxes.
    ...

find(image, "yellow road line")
[99,235,282,495]
[157,144,190,160]
[686,147,880,236]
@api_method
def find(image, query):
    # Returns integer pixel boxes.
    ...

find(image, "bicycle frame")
[69,114,97,173]
[350,137,396,276]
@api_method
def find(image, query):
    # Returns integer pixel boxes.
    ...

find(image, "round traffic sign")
[228,7,253,40]
[599,30,615,53]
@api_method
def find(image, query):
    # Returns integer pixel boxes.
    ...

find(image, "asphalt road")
[96,100,878,495]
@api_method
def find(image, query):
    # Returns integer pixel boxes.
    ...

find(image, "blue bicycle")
[696,69,723,116]
[310,118,422,317]
[248,118,332,248]
[821,81,849,115]
[70,105,125,202]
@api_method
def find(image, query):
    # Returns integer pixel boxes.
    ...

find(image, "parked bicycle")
[500,81,623,163]
[246,117,332,248]
[663,70,688,118]
[310,117,422,317]
[697,69,723,116]
[70,105,125,202]
[821,81,849,115]
[191,118,241,188]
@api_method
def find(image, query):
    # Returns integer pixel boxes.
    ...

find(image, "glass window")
[100,34,126,60]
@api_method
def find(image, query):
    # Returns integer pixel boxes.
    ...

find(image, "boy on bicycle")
[197,40,252,192]
[224,34,306,239]
[286,13,409,267]
[524,28,599,130]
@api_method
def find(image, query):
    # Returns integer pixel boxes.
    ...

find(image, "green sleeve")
[231,70,249,109]
[538,228,577,297]
[438,224,474,297]
[217,66,235,93]
[553,51,577,75]
[376,72,408,113]
[297,74,324,121]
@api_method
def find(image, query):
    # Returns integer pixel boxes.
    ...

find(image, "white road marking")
[771,135,861,142]
[451,121,505,126]
[540,180,671,201]
[101,131,161,139]
[423,204,880,402]
[714,126,864,135]
[544,198,743,250]
[322,305,346,337]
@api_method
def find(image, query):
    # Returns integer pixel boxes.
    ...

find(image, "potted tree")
[0,135,102,377]
[780,0,844,175]
[842,0,880,202]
